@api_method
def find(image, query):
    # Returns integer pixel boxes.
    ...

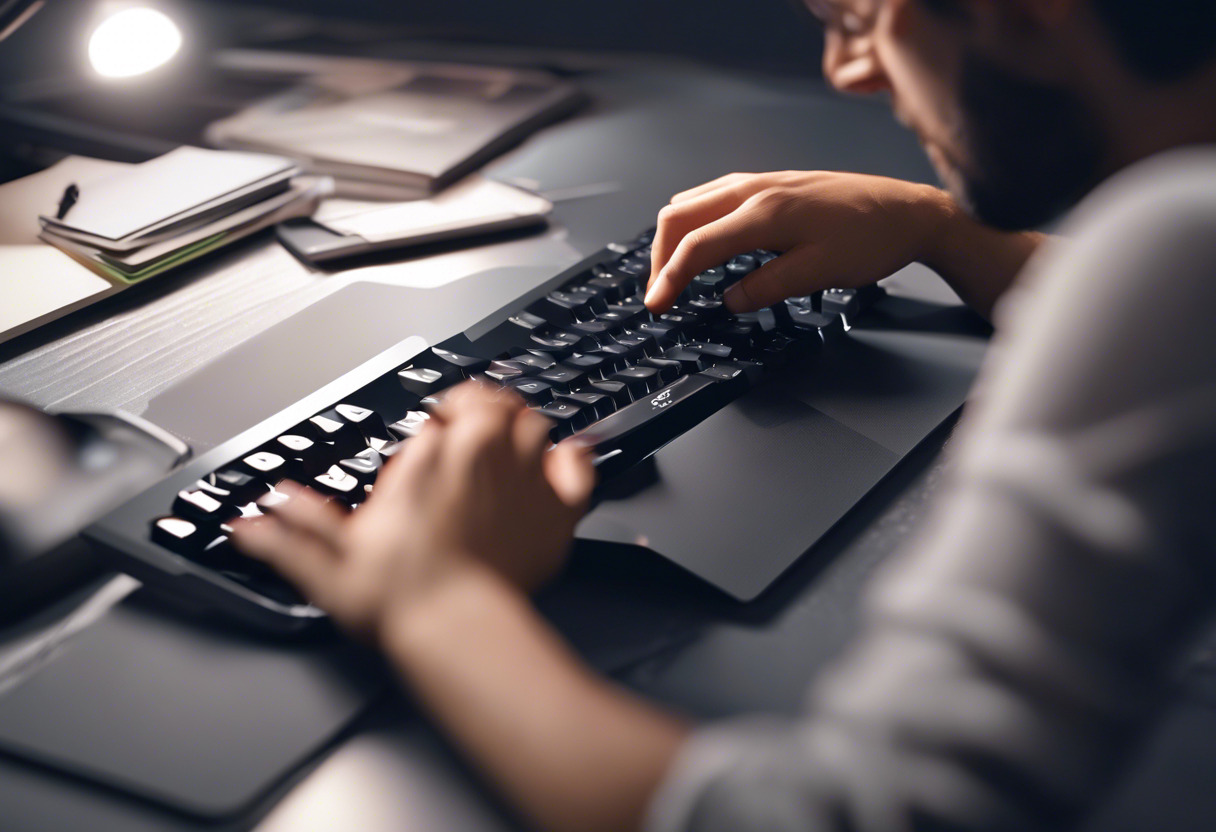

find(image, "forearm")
[383,563,689,832]
[915,187,1046,319]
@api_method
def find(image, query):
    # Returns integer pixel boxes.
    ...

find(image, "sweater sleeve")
[645,148,1216,832]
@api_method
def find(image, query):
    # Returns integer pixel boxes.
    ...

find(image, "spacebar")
[577,375,724,471]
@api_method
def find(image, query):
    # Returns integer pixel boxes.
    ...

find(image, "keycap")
[537,364,589,394]
[637,320,681,345]
[726,254,759,277]
[308,409,366,456]
[337,448,384,488]
[151,516,212,556]
[640,357,683,384]
[820,285,886,318]
[568,320,617,351]
[584,274,635,304]
[198,469,269,505]
[590,343,633,374]
[508,310,548,332]
[613,331,658,361]
[527,330,582,358]
[537,400,591,440]
[484,360,531,384]
[555,390,615,421]
[610,366,662,399]
[312,465,365,504]
[388,410,431,440]
[507,377,556,405]
[508,352,558,372]
[588,379,632,408]
[173,489,242,525]
[709,318,763,351]
[334,404,391,442]
[564,353,610,379]
[269,434,337,477]
[692,267,728,297]
[397,365,448,397]
[238,451,305,484]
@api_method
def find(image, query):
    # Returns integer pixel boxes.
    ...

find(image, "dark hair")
[920,0,1216,82]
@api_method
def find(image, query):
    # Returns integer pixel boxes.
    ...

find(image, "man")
[233,1,1216,830]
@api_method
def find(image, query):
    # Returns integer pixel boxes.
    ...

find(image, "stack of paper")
[38,147,324,283]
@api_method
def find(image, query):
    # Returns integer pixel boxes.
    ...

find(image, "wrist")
[910,184,961,270]
[377,558,520,663]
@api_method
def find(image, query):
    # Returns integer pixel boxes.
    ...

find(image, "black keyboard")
[84,228,884,634]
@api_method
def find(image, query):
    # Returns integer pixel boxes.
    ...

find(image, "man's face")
[805,0,1105,229]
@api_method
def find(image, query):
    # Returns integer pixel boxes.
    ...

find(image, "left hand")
[231,382,596,643]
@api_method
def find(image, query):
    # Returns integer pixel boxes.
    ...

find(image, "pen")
[56,183,79,220]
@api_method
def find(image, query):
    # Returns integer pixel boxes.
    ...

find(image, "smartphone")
[276,175,552,264]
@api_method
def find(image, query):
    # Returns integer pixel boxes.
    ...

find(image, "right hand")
[644,170,954,314]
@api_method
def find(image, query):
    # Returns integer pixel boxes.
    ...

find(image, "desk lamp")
[2,0,182,78]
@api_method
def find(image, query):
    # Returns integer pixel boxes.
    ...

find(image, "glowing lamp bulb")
[88,8,182,78]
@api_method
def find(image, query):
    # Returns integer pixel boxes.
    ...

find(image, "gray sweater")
[646,147,1216,832]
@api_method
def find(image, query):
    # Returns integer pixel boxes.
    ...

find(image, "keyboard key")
[692,267,728,297]
[568,319,617,350]
[821,285,886,318]
[308,409,367,457]
[537,364,589,394]
[555,390,615,421]
[537,399,591,440]
[337,448,384,488]
[584,274,635,304]
[726,254,759,277]
[640,357,683,384]
[508,310,548,332]
[484,360,531,384]
[173,489,241,525]
[151,516,212,556]
[508,351,558,372]
[334,404,391,442]
[312,465,365,504]
[269,434,337,477]
[610,366,662,399]
[238,451,305,484]
[388,411,431,440]
[507,377,556,405]
[527,330,582,358]
[564,353,610,379]
[397,366,449,397]
[198,469,269,505]
[590,343,633,374]
[588,379,632,408]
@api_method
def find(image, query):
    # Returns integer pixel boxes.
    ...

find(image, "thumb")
[545,440,596,512]
[722,246,835,314]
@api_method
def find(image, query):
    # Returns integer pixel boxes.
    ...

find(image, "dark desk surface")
[2,56,1215,832]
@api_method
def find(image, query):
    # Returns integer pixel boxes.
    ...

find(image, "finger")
[231,515,338,595]
[514,406,555,469]
[264,481,348,547]
[375,414,446,499]
[546,439,596,511]
[649,187,759,299]
[645,203,774,313]
[668,172,760,205]
[442,393,520,475]
[722,245,834,313]
[433,379,520,421]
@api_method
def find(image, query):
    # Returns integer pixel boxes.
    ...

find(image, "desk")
[2,56,1215,832]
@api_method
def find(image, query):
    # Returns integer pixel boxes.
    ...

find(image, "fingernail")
[643,273,661,306]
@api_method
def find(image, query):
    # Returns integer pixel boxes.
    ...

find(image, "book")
[205,51,585,197]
